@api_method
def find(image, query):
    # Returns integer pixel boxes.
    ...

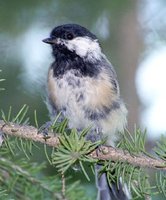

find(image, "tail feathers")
[96,171,112,200]
[96,164,131,200]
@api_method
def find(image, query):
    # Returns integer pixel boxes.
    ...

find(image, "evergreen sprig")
[117,128,147,155]
[104,160,152,199]
[0,156,92,200]
[1,105,34,159]
[52,128,100,180]
[115,128,166,198]
[1,104,29,124]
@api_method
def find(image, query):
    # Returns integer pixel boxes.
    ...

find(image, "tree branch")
[90,146,166,170]
[0,120,59,147]
[0,120,166,170]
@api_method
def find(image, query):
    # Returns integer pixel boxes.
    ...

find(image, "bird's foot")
[38,121,53,139]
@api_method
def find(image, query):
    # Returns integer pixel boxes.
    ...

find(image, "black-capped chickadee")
[43,24,130,200]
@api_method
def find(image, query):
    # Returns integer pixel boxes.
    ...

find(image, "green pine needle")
[34,110,39,129]
[13,104,29,124]
[0,189,8,198]
[0,69,5,91]
[44,144,52,164]
[154,135,166,161]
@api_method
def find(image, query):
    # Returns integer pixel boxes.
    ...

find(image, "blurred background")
[0,0,166,199]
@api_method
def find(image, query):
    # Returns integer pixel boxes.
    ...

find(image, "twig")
[1,120,166,171]
[61,172,67,200]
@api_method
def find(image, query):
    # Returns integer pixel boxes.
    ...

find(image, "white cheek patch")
[65,37,102,60]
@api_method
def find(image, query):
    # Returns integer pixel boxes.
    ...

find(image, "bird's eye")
[66,33,74,40]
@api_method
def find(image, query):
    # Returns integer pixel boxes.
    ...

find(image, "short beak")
[42,37,56,44]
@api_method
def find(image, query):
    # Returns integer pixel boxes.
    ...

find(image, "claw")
[38,121,52,138]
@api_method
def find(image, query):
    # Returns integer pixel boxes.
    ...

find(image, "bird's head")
[43,24,102,60]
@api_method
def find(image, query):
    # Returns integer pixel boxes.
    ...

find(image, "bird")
[42,23,130,200]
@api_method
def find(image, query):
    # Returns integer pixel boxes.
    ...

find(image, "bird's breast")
[47,68,120,129]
